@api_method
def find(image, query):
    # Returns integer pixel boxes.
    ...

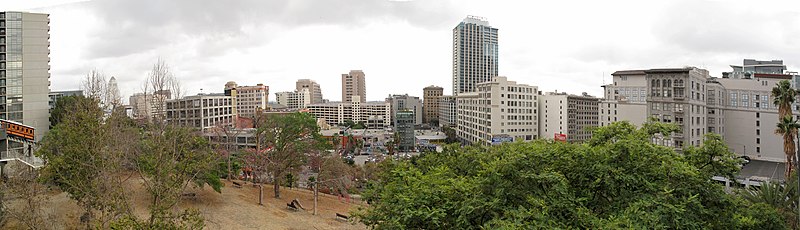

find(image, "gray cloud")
[652,0,800,55]
[79,0,461,59]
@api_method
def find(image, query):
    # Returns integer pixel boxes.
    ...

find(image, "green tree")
[37,97,133,228]
[739,176,798,228]
[48,95,94,128]
[134,124,222,227]
[684,133,743,180]
[255,112,324,198]
[352,121,786,229]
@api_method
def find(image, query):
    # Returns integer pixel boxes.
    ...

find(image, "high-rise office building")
[452,16,498,95]
[342,70,366,103]
[0,11,51,140]
[296,79,323,104]
[423,85,443,125]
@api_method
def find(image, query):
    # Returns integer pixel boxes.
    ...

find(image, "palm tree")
[740,180,798,228]
[772,80,797,118]
[776,115,800,178]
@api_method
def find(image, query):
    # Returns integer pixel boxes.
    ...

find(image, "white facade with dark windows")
[456,76,538,145]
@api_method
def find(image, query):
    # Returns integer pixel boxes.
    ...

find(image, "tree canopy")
[353,121,786,229]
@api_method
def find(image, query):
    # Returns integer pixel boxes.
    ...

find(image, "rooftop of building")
[461,15,490,27]
[306,101,389,107]
[542,91,598,99]
[611,70,646,76]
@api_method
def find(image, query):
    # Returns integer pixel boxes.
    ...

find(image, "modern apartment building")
[423,85,443,125]
[165,93,235,130]
[456,76,538,145]
[275,88,311,110]
[601,64,793,163]
[306,96,391,129]
[224,81,269,118]
[386,94,423,126]
[296,79,323,104]
[396,110,415,151]
[0,11,51,140]
[452,16,498,95]
[438,95,457,128]
[342,70,366,103]
[538,92,599,143]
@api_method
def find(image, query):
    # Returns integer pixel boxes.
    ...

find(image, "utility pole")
[313,181,318,215]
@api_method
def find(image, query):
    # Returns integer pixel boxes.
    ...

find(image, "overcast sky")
[4,0,800,103]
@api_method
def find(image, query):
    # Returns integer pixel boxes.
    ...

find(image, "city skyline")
[4,0,800,103]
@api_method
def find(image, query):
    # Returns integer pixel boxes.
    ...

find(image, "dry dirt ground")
[6,179,366,230]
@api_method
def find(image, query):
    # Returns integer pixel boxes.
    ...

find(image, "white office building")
[456,76,538,145]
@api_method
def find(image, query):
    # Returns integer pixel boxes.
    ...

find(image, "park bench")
[336,213,349,221]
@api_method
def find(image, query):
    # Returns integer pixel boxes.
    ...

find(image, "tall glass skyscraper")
[0,11,51,141]
[452,16,498,95]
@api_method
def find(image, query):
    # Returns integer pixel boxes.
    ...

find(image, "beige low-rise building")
[306,96,391,129]
[456,76,538,145]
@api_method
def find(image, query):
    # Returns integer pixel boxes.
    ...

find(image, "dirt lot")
[6,179,366,230]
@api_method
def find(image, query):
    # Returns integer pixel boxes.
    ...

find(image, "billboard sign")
[554,133,567,143]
